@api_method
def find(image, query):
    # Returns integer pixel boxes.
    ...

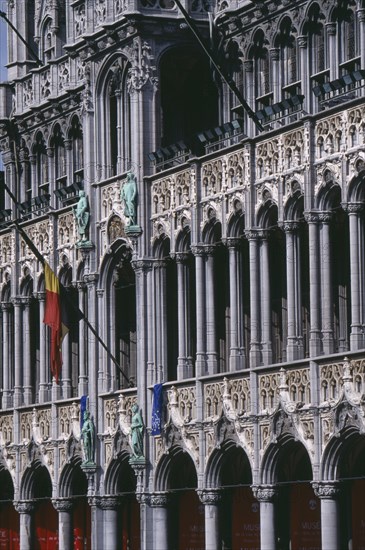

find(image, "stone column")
[246,231,261,367]
[198,490,221,550]
[260,232,272,365]
[192,246,207,376]
[304,213,322,356]
[176,252,193,380]
[326,23,338,79]
[78,282,88,396]
[1,302,13,408]
[37,292,49,403]
[52,498,73,550]
[227,238,245,371]
[283,222,303,360]
[253,485,277,550]
[15,501,34,550]
[205,246,218,374]
[298,36,310,113]
[243,59,254,135]
[313,482,341,550]
[358,9,365,68]
[345,203,365,350]
[13,298,23,406]
[98,496,120,550]
[150,493,170,550]
[319,212,335,354]
[22,297,33,405]
[155,260,168,381]
[270,48,280,103]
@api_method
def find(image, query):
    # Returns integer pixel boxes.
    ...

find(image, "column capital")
[34,291,46,301]
[342,202,364,214]
[297,35,307,48]
[131,259,153,273]
[191,244,206,257]
[14,500,35,514]
[270,48,279,61]
[174,252,190,264]
[1,301,13,312]
[52,498,74,512]
[197,489,222,505]
[279,220,301,233]
[149,492,170,507]
[223,237,241,250]
[96,495,120,510]
[11,296,23,307]
[317,211,333,223]
[312,481,340,499]
[326,22,336,36]
[243,59,253,72]
[252,484,277,502]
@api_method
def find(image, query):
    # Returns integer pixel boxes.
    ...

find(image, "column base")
[196,353,207,377]
[309,332,322,357]
[286,338,304,361]
[39,384,50,403]
[177,357,194,380]
[23,387,33,406]
[207,353,218,375]
[2,391,13,409]
[350,330,365,351]
[229,349,246,371]
[62,379,72,399]
[14,387,23,407]
[78,377,88,397]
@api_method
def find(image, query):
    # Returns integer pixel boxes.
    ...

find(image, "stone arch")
[321,423,365,481]
[347,167,365,203]
[175,224,191,253]
[256,192,278,229]
[227,200,245,238]
[152,231,170,259]
[104,450,137,495]
[260,430,313,485]
[19,265,33,296]
[205,439,252,488]
[154,444,198,493]
[202,210,222,244]
[20,460,53,501]
[283,180,304,221]
[58,456,87,499]
[316,169,342,210]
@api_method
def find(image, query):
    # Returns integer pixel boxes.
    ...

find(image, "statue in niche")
[73,190,90,243]
[120,172,138,226]
[130,403,144,460]
[81,409,95,465]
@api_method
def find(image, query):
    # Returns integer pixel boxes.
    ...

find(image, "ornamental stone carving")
[52,498,73,513]
[312,482,340,499]
[150,493,169,507]
[197,489,222,505]
[252,485,277,502]
[127,39,158,92]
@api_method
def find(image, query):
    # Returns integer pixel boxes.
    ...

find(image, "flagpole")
[1,178,132,385]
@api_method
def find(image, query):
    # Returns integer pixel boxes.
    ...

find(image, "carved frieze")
[202,159,224,197]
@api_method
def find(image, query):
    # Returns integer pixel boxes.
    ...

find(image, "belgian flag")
[43,262,71,383]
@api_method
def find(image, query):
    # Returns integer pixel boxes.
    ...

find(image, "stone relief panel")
[287,368,310,405]
[320,362,343,404]
[21,221,52,259]
[282,129,304,171]
[204,381,223,419]
[0,414,13,444]
[226,150,246,189]
[0,234,14,268]
[58,402,81,439]
[58,212,75,247]
[259,372,280,413]
[347,106,365,149]
[202,158,224,197]
[316,115,343,159]
[256,139,279,180]
[152,176,173,215]
[74,1,86,39]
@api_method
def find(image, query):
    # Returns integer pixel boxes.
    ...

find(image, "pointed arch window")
[335,2,359,74]
[250,30,272,110]
[53,125,67,188]
[276,18,300,98]
[69,117,83,185]
[34,133,49,195]
[305,4,329,97]
[104,60,131,178]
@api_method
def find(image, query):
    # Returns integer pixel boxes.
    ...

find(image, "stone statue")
[121,172,138,226]
[130,403,144,459]
[81,410,95,464]
[73,190,90,242]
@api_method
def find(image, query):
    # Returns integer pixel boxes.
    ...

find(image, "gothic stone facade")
[0,0,365,549]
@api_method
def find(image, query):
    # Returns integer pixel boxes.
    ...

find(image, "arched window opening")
[69,117,83,187]
[305,4,329,92]
[103,60,131,179]
[53,125,66,187]
[334,1,359,74]
[34,133,49,196]
[42,19,54,62]
[114,255,137,389]
[160,46,219,147]
[276,19,300,99]
[250,30,272,111]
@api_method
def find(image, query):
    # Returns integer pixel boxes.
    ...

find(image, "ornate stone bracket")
[165,386,199,465]
[219,378,253,458]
